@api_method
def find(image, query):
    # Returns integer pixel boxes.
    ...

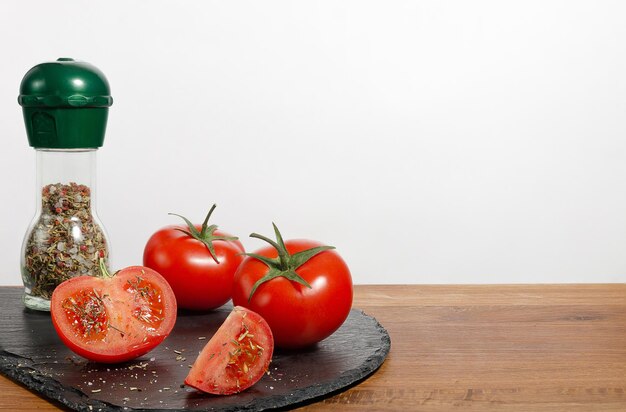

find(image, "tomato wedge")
[50,263,177,363]
[185,306,274,395]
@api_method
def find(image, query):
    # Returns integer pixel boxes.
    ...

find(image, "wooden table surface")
[1,284,625,411]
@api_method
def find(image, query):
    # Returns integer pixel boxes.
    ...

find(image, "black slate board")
[0,287,390,411]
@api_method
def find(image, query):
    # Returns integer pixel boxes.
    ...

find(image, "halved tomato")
[185,306,274,395]
[50,262,177,363]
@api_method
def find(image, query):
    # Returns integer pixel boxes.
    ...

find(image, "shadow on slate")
[0,288,390,411]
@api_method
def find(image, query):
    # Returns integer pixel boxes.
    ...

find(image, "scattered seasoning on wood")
[23,182,108,299]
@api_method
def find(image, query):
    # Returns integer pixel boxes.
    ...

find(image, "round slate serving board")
[0,288,390,411]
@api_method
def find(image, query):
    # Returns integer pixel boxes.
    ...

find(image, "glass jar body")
[20,149,110,311]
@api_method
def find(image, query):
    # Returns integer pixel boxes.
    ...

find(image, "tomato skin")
[232,240,353,349]
[143,225,244,311]
[185,306,273,395]
[50,266,177,363]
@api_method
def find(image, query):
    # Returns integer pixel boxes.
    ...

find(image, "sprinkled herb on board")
[22,182,109,300]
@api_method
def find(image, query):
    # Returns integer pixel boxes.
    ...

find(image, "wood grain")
[1,284,625,411]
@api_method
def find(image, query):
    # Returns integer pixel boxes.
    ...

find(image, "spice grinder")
[19,58,113,311]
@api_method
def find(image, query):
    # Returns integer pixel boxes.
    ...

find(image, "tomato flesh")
[51,266,177,363]
[124,275,166,331]
[185,306,273,395]
[61,288,109,342]
[224,323,266,389]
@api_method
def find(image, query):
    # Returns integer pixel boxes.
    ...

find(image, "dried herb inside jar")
[23,182,108,300]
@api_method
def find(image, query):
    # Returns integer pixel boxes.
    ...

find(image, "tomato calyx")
[169,204,239,264]
[98,257,116,278]
[244,223,335,301]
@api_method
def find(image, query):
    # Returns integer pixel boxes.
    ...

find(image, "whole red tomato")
[143,205,244,311]
[232,224,353,348]
[51,260,177,363]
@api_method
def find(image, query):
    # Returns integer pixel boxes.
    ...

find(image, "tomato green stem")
[98,258,113,278]
[249,231,289,270]
[168,205,238,264]
[244,223,335,301]
[200,204,217,237]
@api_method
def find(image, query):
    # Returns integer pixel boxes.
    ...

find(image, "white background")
[1,1,625,285]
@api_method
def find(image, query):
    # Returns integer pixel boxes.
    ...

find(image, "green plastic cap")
[18,58,113,149]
